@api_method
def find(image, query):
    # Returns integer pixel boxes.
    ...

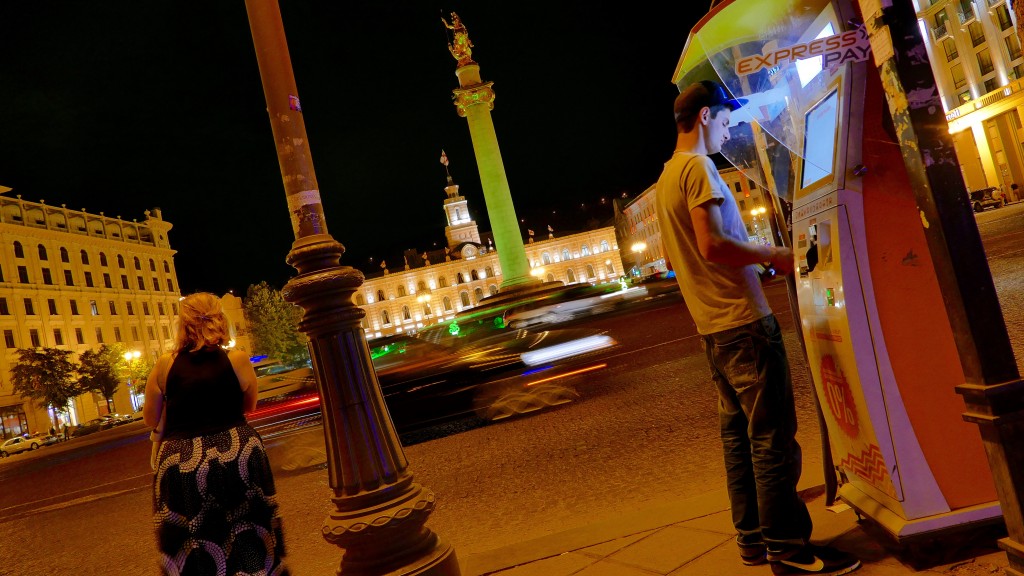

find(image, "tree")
[78,345,123,413]
[10,348,80,429]
[244,281,309,366]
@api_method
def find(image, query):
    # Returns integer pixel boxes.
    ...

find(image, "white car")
[503,283,648,329]
[0,436,41,457]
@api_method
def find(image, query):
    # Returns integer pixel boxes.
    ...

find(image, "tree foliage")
[78,345,123,413]
[244,281,309,366]
[11,348,80,427]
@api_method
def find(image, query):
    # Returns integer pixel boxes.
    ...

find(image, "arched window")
[581,245,591,256]
[117,255,125,268]
[586,264,596,279]
[542,252,552,265]
[457,272,466,284]
[423,303,431,316]
[60,247,69,263]
[13,241,23,258]
[100,252,108,267]
[600,240,611,252]
[133,257,141,270]
[606,261,615,274]
[474,287,484,302]
[562,249,571,261]
[485,266,493,278]
[149,259,156,271]
[38,244,47,260]
[489,284,498,295]
[163,261,170,273]
[402,305,411,321]
[377,289,386,301]
[460,291,471,307]
[381,310,391,325]
[80,250,90,265]
[471,269,479,281]
[356,294,365,305]
[443,296,453,311]
[546,273,554,282]
[417,280,427,292]
[567,268,577,283]
[397,285,407,297]
[438,276,448,288]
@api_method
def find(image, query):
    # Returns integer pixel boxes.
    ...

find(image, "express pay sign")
[735,26,871,77]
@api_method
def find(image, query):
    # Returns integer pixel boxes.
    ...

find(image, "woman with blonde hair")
[144,292,288,575]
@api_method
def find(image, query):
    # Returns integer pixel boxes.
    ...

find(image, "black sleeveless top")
[162,347,247,440]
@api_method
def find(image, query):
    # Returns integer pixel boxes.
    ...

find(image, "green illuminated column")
[445,13,535,289]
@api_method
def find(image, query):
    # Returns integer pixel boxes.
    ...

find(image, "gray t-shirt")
[655,152,771,335]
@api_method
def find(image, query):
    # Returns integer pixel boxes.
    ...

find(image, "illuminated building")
[354,176,623,339]
[916,0,1024,197]
[0,193,181,438]
[614,167,773,277]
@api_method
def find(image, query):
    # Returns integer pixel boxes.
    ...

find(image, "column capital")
[453,83,495,117]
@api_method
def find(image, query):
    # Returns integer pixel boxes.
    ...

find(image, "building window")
[163,261,170,273]
[443,296,452,311]
[53,329,63,346]
[29,329,40,348]
[59,247,69,263]
[38,244,47,261]
[13,241,23,258]
[75,328,84,344]
[99,273,109,288]
[377,289,386,301]
[131,326,139,341]
[968,21,985,47]
[978,48,994,76]
[438,276,448,288]
[137,276,144,290]
[546,273,554,282]
[471,269,479,281]
[47,299,57,315]
[474,287,483,302]
[121,275,129,289]
[586,264,596,279]
[117,254,125,268]
[397,285,406,297]
[381,310,391,325]
[606,261,615,274]
[581,245,591,256]
[17,266,28,283]
[143,302,151,315]
[942,38,959,62]
[70,300,79,315]
[486,266,494,278]
[41,268,52,285]
[959,90,972,104]
[64,269,74,286]
[172,303,178,315]
[167,279,174,292]
[134,256,141,270]
[402,306,411,321]
[1006,34,1023,62]
[542,252,552,265]
[984,77,1000,94]
[114,327,122,342]
[147,326,155,340]
[600,240,611,252]
[85,271,94,287]
[460,291,470,307]
[100,252,107,266]
[152,277,159,291]
[457,272,466,284]
[3,330,14,348]
[562,249,571,261]
[416,280,427,292]
[95,327,104,344]
[147,259,155,272]
[0,298,8,315]
[162,326,170,339]
[127,302,134,315]
[356,293,365,305]
[997,4,1013,31]
[90,300,98,316]
[109,301,117,315]
[24,298,34,315]
[81,250,90,265]
[158,302,165,315]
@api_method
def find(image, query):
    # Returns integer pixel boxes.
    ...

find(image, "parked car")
[28,433,61,446]
[100,413,132,428]
[969,187,1006,213]
[0,435,40,457]
[71,418,106,437]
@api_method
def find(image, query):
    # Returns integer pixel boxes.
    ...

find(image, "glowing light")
[524,363,608,387]
[520,335,615,366]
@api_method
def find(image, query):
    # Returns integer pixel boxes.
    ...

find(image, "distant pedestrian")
[655,80,860,575]
[62,424,69,441]
[144,292,288,575]
[49,425,55,437]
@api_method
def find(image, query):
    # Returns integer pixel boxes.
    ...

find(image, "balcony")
[932,22,951,41]
[958,3,977,24]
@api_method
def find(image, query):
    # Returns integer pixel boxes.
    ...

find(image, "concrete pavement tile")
[606,525,733,573]
[675,510,734,535]
[829,528,915,573]
[666,538,768,576]
[486,552,597,576]
[574,559,669,576]
[806,502,861,544]
[578,530,658,558]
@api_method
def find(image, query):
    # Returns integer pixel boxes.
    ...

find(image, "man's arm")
[691,201,794,275]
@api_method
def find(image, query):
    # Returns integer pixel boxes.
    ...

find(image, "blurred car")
[71,418,106,437]
[970,187,1006,213]
[0,435,41,457]
[100,413,133,428]
[249,320,616,433]
[637,271,681,298]
[255,360,316,400]
[501,282,648,329]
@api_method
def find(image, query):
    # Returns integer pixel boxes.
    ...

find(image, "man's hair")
[674,80,741,133]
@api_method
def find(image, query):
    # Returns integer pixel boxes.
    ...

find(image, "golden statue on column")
[442,12,474,66]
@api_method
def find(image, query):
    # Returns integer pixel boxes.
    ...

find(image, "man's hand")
[767,246,795,276]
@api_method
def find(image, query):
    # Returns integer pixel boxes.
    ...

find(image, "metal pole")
[858,1,1024,572]
[244,2,460,574]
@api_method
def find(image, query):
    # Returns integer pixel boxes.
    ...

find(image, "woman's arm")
[143,355,167,428]
[229,350,259,413]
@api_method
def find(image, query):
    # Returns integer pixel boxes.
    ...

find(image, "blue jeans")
[702,314,811,552]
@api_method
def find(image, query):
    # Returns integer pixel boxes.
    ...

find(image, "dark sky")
[0,2,704,296]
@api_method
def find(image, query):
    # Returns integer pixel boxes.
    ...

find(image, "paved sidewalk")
[454,469,1009,576]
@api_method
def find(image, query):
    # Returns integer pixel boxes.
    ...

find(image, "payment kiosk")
[674,0,999,541]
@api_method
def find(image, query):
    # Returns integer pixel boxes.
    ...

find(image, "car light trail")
[524,363,607,387]
[520,334,615,366]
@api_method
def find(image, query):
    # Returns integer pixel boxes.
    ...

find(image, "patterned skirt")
[153,424,288,576]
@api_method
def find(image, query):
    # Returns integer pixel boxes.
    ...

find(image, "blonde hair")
[174,292,232,353]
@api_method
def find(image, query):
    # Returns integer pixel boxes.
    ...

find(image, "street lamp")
[631,241,647,277]
[750,207,769,245]
[124,350,142,411]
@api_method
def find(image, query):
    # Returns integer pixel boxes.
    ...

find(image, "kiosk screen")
[801,89,839,189]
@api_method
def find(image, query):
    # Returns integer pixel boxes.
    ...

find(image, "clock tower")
[443,174,481,248]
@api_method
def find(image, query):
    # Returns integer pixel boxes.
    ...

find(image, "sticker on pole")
[735,26,871,77]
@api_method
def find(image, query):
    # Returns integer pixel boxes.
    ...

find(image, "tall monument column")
[443,12,536,289]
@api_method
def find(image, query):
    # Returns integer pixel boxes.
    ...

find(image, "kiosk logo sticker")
[735,26,871,77]
[820,354,859,438]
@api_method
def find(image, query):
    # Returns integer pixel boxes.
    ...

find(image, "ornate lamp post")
[244,2,459,574]
[630,242,647,277]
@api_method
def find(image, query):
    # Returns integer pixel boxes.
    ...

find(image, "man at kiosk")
[655,80,860,576]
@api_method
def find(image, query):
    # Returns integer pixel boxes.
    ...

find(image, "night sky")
[0,2,704,296]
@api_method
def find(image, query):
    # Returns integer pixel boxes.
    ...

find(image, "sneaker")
[738,539,766,566]
[768,544,861,575]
